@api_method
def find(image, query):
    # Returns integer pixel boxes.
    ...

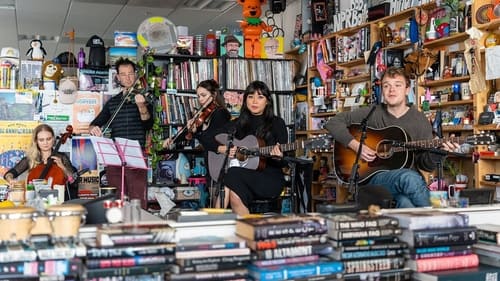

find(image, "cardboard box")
[173,186,200,201]
[114,31,138,47]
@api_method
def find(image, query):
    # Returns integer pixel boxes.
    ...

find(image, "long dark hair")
[196,79,226,109]
[235,80,275,140]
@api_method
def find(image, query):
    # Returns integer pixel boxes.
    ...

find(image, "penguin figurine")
[26,39,47,60]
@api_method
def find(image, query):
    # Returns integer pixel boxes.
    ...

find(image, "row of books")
[158,58,219,91]
[224,58,294,92]
[157,93,199,126]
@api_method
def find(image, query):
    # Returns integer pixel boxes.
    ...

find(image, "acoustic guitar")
[333,124,496,184]
[208,134,332,180]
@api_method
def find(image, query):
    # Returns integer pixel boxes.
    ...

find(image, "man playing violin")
[4,124,75,188]
[89,57,153,206]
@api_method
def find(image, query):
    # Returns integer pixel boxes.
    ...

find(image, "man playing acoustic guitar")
[325,67,460,208]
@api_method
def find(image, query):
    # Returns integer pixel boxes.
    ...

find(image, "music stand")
[89,136,148,201]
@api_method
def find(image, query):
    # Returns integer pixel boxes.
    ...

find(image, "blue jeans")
[369,169,431,208]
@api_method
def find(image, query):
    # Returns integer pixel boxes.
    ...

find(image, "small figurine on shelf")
[237,0,272,58]
[378,21,393,47]
[26,39,47,61]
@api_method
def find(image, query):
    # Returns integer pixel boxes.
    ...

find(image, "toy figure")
[378,21,393,47]
[26,39,47,61]
[237,0,272,58]
[42,61,63,85]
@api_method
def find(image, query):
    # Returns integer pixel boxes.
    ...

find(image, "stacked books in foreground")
[82,223,176,281]
[474,224,500,267]
[324,213,411,280]
[386,210,479,281]
[236,214,343,281]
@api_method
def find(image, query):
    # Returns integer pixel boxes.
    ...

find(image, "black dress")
[223,114,288,208]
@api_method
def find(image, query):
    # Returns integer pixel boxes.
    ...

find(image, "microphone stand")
[349,105,377,203]
[216,130,235,208]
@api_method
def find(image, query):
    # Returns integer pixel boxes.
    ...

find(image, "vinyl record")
[137,16,177,53]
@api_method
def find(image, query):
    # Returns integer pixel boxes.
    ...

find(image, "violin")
[170,99,218,144]
[27,125,73,187]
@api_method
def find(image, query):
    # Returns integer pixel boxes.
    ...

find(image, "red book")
[407,253,479,272]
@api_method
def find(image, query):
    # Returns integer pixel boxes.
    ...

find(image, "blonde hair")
[27,124,55,169]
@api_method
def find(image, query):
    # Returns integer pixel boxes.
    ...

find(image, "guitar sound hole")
[376,141,394,159]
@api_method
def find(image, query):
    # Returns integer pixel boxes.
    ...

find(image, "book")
[245,234,328,251]
[328,227,402,240]
[166,268,248,281]
[329,236,400,248]
[175,235,246,252]
[0,243,37,262]
[252,255,320,267]
[476,224,500,245]
[331,248,405,261]
[172,210,237,223]
[343,257,405,274]
[407,244,473,259]
[344,268,412,281]
[0,259,81,276]
[412,264,500,281]
[96,224,175,247]
[399,226,477,248]
[285,274,343,281]
[175,254,252,267]
[83,264,169,278]
[478,254,500,267]
[324,213,399,231]
[170,260,249,273]
[235,214,328,241]
[248,261,343,281]
[85,243,175,258]
[165,218,236,242]
[174,247,250,259]
[336,241,408,253]
[406,253,479,272]
[385,211,468,230]
[252,244,333,260]
[86,255,175,269]
[473,242,500,254]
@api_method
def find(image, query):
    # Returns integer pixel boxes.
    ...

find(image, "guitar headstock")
[466,132,496,145]
[307,135,333,152]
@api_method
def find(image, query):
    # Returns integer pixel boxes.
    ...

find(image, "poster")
[0,90,37,121]
[71,136,99,199]
[0,121,39,176]
[72,91,102,135]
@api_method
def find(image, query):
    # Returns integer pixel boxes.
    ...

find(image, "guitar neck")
[258,141,299,155]
[406,136,465,149]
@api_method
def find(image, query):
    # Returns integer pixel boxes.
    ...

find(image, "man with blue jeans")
[325,67,459,208]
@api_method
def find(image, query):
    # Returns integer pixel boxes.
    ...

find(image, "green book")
[412,264,500,281]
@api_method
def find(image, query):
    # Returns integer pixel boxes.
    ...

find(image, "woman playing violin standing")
[163,79,230,153]
[4,124,75,188]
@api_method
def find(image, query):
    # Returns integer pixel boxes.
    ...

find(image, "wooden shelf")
[309,129,329,135]
[428,100,473,108]
[373,7,416,24]
[338,73,371,84]
[421,76,470,87]
[480,155,500,160]
[382,41,413,51]
[442,125,474,132]
[296,130,309,135]
[480,181,500,187]
[423,32,469,49]
[310,111,337,117]
[337,58,365,68]
[476,124,500,131]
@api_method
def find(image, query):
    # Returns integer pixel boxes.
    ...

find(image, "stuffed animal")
[42,60,64,85]
[26,39,47,60]
[237,0,272,58]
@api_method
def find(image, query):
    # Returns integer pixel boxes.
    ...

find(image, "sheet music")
[89,136,147,169]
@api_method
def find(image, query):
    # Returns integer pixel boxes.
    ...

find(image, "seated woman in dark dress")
[216,80,287,215]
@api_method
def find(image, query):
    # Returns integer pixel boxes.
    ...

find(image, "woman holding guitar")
[216,81,287,216]
[325,67,459,208]
[4,124,75,188]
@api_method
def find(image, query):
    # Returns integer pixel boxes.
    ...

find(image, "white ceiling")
[0,0,256,60]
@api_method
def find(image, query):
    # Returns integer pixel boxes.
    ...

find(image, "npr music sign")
[332,0,368,32]
[390,0,433,14]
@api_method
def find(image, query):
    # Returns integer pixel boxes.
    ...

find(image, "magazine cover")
[71,136,99,198]
[72,91,102,135]
[223,90,243,117]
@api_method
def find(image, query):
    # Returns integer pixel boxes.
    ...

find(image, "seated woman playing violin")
[4,124,75,188]
[163,79,231,154]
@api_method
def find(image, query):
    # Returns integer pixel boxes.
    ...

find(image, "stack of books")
[236,214,343,281]
[0,236,85,279]
[386,210,479,275]
[82,223,176,280]
[324,212,411,280]
[473,224,500,267]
